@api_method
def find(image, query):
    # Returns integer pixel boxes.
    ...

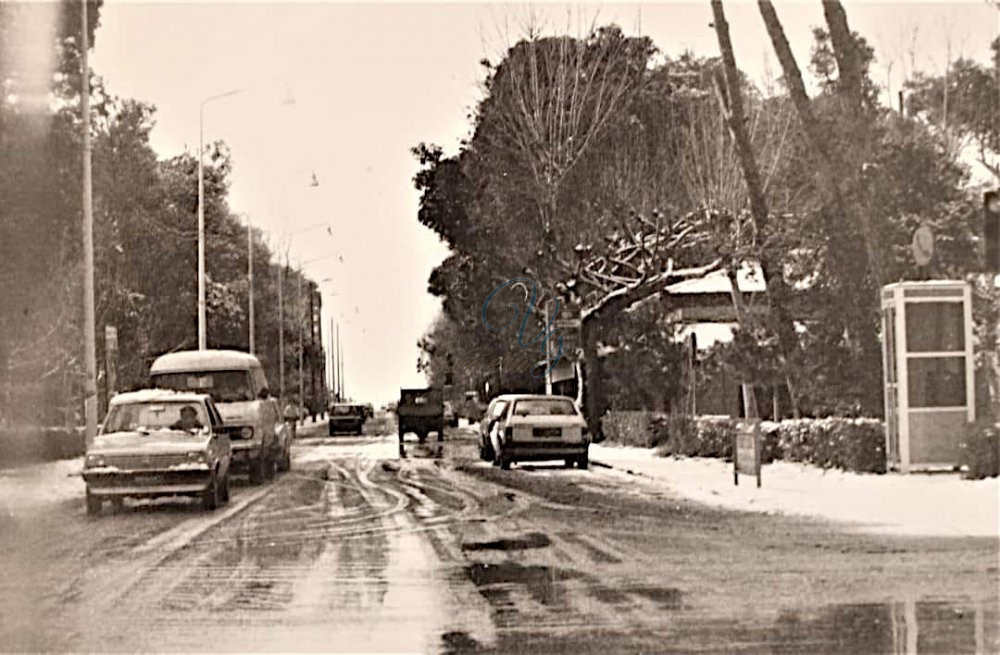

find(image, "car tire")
[495,446,510,470]
[564,458,575,468]
[202,471,220,511]
[577,454,589,470]
[480,440,495,462]
[418,432,427,444]
[279,447,291,472]
[264,452,277,481]
[85,490,102,516]
[328,422,335,437]
[220,471,231,502]
[249,454,266,485]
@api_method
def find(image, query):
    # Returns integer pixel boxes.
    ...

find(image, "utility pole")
[338,327,344,400]
[297,268,304,417]
[329,316,336,402]
[81,0,98,446]
[247,215,255,354]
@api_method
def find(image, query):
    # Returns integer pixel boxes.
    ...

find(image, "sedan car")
[479,394,590,470]
[81,389,232,515]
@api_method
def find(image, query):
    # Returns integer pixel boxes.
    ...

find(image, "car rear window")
[511,398,578,417]
[332,405,361,416]
[152,370,254,403]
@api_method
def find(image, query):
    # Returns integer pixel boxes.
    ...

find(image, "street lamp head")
[310,172,320,187]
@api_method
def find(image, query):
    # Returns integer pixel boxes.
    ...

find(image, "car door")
[205,399,231,475]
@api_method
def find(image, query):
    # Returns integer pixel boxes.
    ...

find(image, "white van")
[149,350,290,484]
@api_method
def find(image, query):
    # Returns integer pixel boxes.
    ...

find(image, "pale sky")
[89,1,997,406]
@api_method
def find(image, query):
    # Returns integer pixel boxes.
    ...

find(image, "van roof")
[150,349,262,373]
[110,388,211,405]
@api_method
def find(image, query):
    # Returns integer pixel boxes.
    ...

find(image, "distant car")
[479,394,590,470]
[81,389,232,515]
[328,403,366,435]
[443,401,459,428]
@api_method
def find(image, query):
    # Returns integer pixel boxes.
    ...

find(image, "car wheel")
[577,454,589,470]
[279,446,291,472]
[564,458,575,469]
[495,446,510,470]
[220,471,231,502]
[264,452,277,481]
[328,422,335,437]
[437,427,444,442]
[202,471,220,511]
[85,490,102,516]
[418,432,427,444]
[249,454,266,485]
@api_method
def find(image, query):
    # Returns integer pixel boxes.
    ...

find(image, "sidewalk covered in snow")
[591,444,999,538]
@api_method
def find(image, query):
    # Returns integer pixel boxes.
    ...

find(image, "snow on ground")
[0,458,84,516]
[591,444,1000,538]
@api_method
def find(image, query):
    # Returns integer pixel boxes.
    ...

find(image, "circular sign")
[912,225,934,267]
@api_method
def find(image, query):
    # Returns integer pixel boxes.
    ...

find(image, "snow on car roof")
[109,389,211,405]
[149,349,262,373]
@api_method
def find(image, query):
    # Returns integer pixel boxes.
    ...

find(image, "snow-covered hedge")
[0,427,85,467]
[602,412,887,474]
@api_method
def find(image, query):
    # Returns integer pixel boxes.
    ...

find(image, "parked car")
[328,403,366,435]
[149,349,288,483]
[443,401,459,428]
[479,394,590,470]
[398,388,444,443]
[82,389,232,514]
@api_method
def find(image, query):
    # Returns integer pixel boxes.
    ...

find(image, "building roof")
[150,349,262,373]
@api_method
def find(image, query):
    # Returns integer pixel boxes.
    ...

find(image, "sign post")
[734,418,762,487]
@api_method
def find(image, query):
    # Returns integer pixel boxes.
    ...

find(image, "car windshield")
[151,370,254,403]
[103,402,209,434]
[511,398,578,417]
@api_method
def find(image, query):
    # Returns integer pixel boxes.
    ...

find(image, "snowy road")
[0,423,996,653]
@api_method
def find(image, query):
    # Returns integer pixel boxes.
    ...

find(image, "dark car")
[398,388,444,443]
[328,403,366,435]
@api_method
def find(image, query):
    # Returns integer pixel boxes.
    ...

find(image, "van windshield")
[152,370,254,403]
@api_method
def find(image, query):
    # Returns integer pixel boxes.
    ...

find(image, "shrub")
[960,421,999,479]
[600,411,662,448]
[601,411,887,474]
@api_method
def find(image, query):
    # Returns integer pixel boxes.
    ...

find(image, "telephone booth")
[881,281,974,472]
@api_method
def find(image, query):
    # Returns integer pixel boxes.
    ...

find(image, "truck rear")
[397,388,444,443]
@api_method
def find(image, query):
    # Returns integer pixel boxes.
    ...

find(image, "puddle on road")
[466,562,578,607]
[461,532,551,552]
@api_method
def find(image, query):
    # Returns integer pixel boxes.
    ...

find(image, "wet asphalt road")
[0,420,997,653]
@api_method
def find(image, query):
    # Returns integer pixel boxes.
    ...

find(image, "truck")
[397,387,444,444]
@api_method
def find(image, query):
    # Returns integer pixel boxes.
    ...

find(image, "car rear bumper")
[504,442,589,460]
[84,468,212,497]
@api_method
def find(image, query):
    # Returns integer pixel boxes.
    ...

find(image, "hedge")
[959,421,1000,479]
[0,427,85,467]
[601,412,887,474]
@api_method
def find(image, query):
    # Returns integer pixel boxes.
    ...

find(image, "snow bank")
[591,444,999,538]
[0,457,84,515]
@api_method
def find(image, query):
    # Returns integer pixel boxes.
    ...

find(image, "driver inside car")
[171,405,203,432]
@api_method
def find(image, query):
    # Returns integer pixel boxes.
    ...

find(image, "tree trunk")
[712,0,800,418]
[581,314,608,440]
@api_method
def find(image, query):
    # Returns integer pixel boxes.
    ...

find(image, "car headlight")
[187,451,206,463]
[240,426,254,439]
[85,454,105,468]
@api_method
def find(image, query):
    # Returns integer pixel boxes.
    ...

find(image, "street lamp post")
[81,0,98,446]
[247,214,255,354]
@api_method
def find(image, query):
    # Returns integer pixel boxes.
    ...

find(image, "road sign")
[912,225,934,267]
[734,419,762,487]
